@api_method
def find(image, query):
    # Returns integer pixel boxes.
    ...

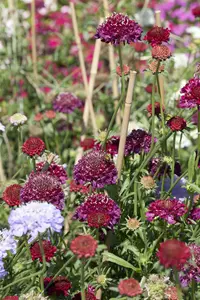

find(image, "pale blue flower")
[0,229,17,260]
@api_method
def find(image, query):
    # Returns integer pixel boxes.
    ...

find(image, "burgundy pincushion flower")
[70,235,98,258]
[146,199,187,224]
[70,180,90,194]
[36,162,68,184]
[167,116,187,131]
[125,129,154,155]
[30,240,57,262]
[118,278,142,297]
[2,297,19,300]
[179,78,200,108]
[74,193,121,229]
[3,184,22,206]
[189,207,200,221]
[106,136,120,155]
[145,84,157,94]
[144,26,171,46]
[87,212,111,228]
[80,138,95,151]
[44,276,71,296]
[73,150,117,189]
[192,6,200,18]
[116,65,130,76]
[20,173,65,210]
[148,158,181,179]
[94,12,142,45]
[53,92,83,114]
[131,41,148,52]
[22,137,45,157]
[157,239,191,270]
[72,292,97,300]
[147,102,164,116]
[152,45,171,60]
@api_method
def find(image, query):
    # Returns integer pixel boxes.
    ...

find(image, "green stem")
[192,279,196,300]
[81,261,86,300]
[170,133,176,189]
[134,181,138,217]
[196,107,200,172]
[38,234,46,292]
[150,78,156,151]
[173,268,183,300]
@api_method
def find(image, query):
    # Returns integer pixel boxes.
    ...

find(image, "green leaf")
[188,182,200,194]
[103,251,140,272]
[126,245,140,258]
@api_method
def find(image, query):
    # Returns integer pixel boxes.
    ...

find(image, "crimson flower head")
[147,102,163,116]
[179,78,200,108]
[70,180,90,194]
[192,6,200,18]
[94,12,142,45]
[53,92,83,114]
[145,84,157,94]
[144,26,170,46]
[125,129,154,155]
[30,240,57,262]
[3,184,22,206]
[74,193,121,229]
[20,172,65,210]
[167,116,187,131]
[70,235,98,258]
[36,162,68,184]
[80,138,95,151]
[118,278,142,297]
[157,239,191,270]
[73,150,117,189]
[152,45,171,61]
[131,41,148,52]
[2,297,19,300]
[22,137,45,157]
[44,276,71,296]
[146,199,187,224]
[116,65,130,77]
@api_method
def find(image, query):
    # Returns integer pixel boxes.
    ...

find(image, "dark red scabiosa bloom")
[94,12,142,45]
[148,158,181,179]
[73,150,117,189]
[74,193,121,229]
[118,278,142,297]
[125,129,155,155]
[152,45,171,61]
[189,207,200,221]
[145,84,157,94]
[106,135,120,155]
[53,92,83,114]
[45,110,56,119]
[147,102,164,116]
[2,184,22,206]
[116,65,130,77]
[144,26,171,46]
[164,287,178,300]
[179,78,200,108]
[157,239,191,270]
[36,162,68,184]
[80,138,95,151]
[146,199,187,224]
[22,137,45,157]
[131,41,148,52]
[192,6,200,18]
[70,180,90,194]
[72,292,97,300]
[20,173,65,210]
[70,235,98,258]
[167,116,187,131]
[30,240,57,262]
[2,297,19,300]
[44,276,71,296]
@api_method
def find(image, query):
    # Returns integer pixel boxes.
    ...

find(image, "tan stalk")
[116,71,137,179]
[8,0,14,10]
[31,0,38,81]
[155,10,165,106]
[102,0,121,126]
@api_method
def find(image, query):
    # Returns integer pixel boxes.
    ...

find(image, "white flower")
[186,26,200,39]
[10,113,27,126]
[173,53,188,69]
[0,122,5,132]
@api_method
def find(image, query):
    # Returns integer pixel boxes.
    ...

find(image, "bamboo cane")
[116,71,137,179]
[31,0,38,81]
[102,0,121,126]
[155,10,165,106]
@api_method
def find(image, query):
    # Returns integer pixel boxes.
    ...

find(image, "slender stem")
[192,279,196,300]
[134,181,138,217]
[81,261,86,300]
[196,107,200,171]
[38,234,46,292]
[170,133,176,189]
[150,78,156,151]
[32,158,36,172]
[173,268,183,300]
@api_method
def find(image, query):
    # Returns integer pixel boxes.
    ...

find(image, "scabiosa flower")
[146,199,187,224]
[126,218,140,230]
[144,26,171,46]
[70,235,98,258]
[131,41,148,52]
[157,239,191,270]
[3,184,22,206]
[147,102,164,116]
[0,229,17,260]
[164,287,178,300]
[34,113,44,122]
[70,180,90,194]
[9,113,27,126]
[148,60,165,74]
[20,173,65,210]
[145,84,157,94]
[152,45,171,60]
[35,162,68,184]
[72,287,97,300]
[189,207,200,221]
[73,150,117,189]
[116,65,130,76]
[94,12,142,45]
[8,202,64,242]
[45,110,56,119]
[80,138,95,151]
[118,278,142,297]
[2,296,18,300]
[125,129,154,155]
[53,92,83,114]
[0,122,5,132]
[22,137,45,157]
[192,6,200,18]
[140,176,155,189]
[105,136,120,155]
[167,116,187,131]
[179,78,200,108]
[44,276,71,297]
[74,193,121,229]
[0,260,7,279]
[30,240,57,262]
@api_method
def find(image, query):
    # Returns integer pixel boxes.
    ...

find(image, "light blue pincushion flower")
[0,229,17,260]
[0,260,7,279]
[8,201,64,242]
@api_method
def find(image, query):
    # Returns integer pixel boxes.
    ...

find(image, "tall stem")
[81,261,86,300]
[173,268,183,300]
[150,78,156,151]
[38,234,46,292]
[31,0,38,81]
[196,107,200,172]
[170,133,176,189]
